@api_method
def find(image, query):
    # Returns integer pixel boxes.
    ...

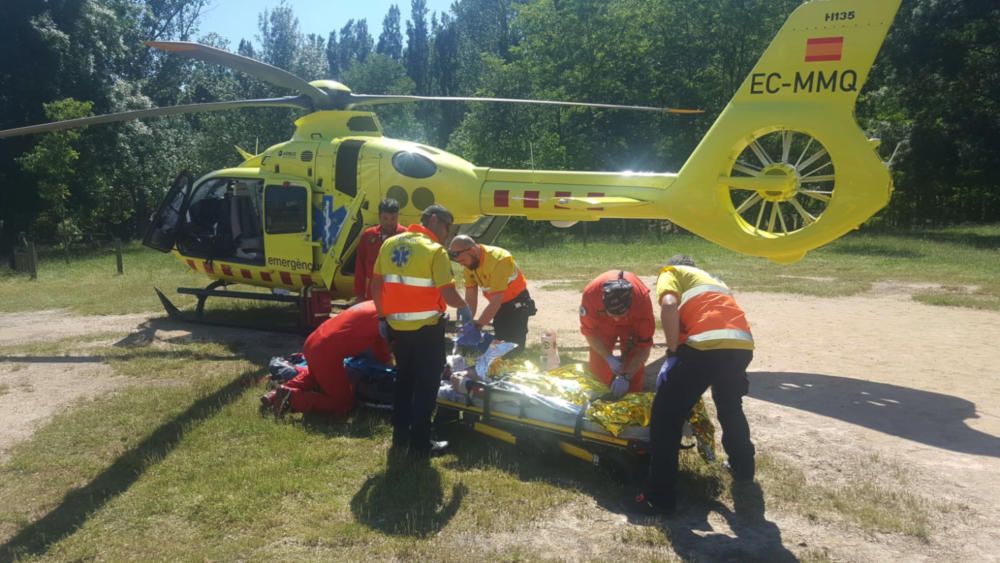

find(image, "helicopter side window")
[265,185,308,234]
[392,151,437,179]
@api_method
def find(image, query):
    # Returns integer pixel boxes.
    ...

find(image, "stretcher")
[344,355,717,476]
[436,379,651,468]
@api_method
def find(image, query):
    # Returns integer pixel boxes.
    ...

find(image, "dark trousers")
[391,319,446,453]
[647,346,754,505]
[492,290,534,350]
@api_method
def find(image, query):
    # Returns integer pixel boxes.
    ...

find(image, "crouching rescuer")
[629,254,756,516]
[262,300,391,417]
[579,270,655,398]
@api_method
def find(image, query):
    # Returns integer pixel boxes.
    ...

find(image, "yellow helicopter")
[0,0,900,328]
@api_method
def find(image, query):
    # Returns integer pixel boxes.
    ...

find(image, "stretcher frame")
[435,379,652,468]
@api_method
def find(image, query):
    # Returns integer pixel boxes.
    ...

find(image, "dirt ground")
[1,281,998,561]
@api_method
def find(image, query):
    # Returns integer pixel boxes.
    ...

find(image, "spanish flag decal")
[805,36,844,62]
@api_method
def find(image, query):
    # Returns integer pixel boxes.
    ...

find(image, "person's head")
[448,234,480,269]
[420,204,454,242]
[601,270,634,317]
[377,198,400,234]
[667,254,696,267]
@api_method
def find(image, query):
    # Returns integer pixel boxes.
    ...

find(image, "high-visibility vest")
[463,244,528,304]
[375,224,453,331]
[656,265,754,351]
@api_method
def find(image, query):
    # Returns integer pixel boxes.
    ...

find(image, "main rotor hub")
[758,163,799,202]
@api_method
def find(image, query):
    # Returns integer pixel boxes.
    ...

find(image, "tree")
[377,4,404,60]
[405,0,430,94]
[257,2,299,71]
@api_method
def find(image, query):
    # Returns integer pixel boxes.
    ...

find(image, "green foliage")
[16,99,94,225]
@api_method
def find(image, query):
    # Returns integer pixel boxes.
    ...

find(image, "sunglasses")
[448,248,471,259]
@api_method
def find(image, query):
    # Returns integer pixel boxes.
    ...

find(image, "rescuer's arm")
[464,285,479,316]
[353,240,367,298]
[441,284,469,311]
[660,293,681,352]
[371,275,384,318]
[477,292,504,326]
[584,334,612,359]
[623,345,651,377]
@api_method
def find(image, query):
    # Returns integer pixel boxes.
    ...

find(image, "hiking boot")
[623,491,676,517]
[272,386,293,418]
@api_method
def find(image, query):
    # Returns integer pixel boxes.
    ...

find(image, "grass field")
[2,224,998,316]
[0,225,995,559]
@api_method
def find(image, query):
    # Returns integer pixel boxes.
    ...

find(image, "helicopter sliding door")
[143,172,194,253]
[263,183,315,277]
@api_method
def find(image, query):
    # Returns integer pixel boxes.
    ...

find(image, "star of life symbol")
[392,245,411,267]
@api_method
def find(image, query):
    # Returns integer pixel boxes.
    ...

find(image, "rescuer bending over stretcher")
[579,270,655,398]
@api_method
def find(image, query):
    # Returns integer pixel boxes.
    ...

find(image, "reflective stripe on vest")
[687,328,754,344]
[387,310,441,322]
[383,274,435,287]
[680,283,732,308]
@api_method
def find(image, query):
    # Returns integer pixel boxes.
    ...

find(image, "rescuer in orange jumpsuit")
[579,270,655,396]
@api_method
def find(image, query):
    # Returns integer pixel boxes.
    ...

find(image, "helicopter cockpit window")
[178,178,265,264]
[265,185,308,234]
[392,151,437,179]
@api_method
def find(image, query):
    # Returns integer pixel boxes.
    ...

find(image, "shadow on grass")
[660,482,798,562]
[298,408,390,440]
[442,422,799,559]
[828,242,923,258]
[894,230,1000,250]
[0,368,259,560]
[750,371,1000,457]
[350,451,467,537]
[115,316,304,360]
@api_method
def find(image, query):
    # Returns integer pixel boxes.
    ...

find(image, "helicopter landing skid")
[154,283,336,334]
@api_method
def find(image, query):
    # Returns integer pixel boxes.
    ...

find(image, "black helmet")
[602,271,633,315]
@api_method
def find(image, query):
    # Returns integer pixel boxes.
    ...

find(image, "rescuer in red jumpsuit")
[353,198,406,300]
[264,300,391,416]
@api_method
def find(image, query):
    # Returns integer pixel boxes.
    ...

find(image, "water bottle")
[540,330,560,370]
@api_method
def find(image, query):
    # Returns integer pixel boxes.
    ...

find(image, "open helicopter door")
[143,172,194,253]
[318,190,366,293]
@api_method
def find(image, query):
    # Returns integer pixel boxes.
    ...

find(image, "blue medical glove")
[457,322,483,347]
[610,375,630,398]
[656,355,678,390]
[604,354,623,375]
[378,318,390,341]
[456,306,473,325]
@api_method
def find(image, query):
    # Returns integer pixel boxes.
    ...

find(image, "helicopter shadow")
[749,371,1000,458]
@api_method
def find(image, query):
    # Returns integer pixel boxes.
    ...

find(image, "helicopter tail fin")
[662,0,901,263]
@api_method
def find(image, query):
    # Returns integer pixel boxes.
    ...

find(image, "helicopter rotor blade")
[346,94,703,114]
[0,96,312,139]
[146,41,330,107]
